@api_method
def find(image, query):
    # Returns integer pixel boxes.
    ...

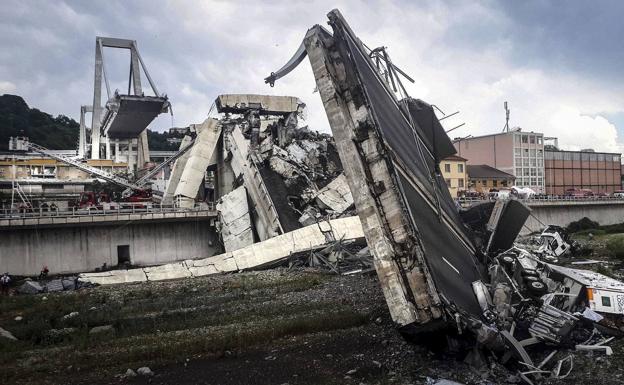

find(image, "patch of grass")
[3,309,369,384]
[606,234,624,260]
[601,223,624,234]
[573,228,606,237]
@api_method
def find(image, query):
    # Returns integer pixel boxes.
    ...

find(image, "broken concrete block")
[89,324,115,335]
[299,206,320,227]
[216,186,254,252]
[0,326,17,341]
[315,174,353,214]
[137,367,154,376]
[62,278,76,290]
[286,142,307,164]
[17,280,43,294]
[269,156,299,178]
[45,279,64,292]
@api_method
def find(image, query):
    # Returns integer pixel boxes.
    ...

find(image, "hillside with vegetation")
[0,94,79,150]
[0,94,179,151]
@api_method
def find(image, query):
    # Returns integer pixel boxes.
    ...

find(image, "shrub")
[606,235,624,260]
[574,229,606,237]
[567,217,600,233]
[601,223,624,234]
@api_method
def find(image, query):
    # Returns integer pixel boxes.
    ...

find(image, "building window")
[522,135,528,144]
[529,135,535,144]
[493,180,498,187]
[445,179,451,187]
[537,137,543,145]
[602,296,612,307]
[481,180,487,185]
[444,163,451,173]
[457,164,464,173]
[514,135,521,144]
[458,179,464,188]
[502,180,508,187]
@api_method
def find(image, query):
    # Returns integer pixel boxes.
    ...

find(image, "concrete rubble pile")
[262,9,624,383]
[215,93,352,242]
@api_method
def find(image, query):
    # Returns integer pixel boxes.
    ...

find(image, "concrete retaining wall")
[523,201,624,234]
[0,221,218,276]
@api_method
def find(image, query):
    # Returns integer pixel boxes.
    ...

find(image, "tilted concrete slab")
[144,262,193,281]
[163,135,194,204]
[227,126,283,240]
[102,95,169,139]
[79,269,148,285]
[175,119,222,208]
[78,216,364,285]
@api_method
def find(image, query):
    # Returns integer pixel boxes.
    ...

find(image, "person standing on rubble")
[1,273,11,295]
[38,266,49,281]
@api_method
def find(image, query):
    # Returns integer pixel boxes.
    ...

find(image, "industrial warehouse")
[2,4,624,385]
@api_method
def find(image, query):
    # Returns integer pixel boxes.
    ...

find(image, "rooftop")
[467,164,516,180]
[452,128,543,142]
[442,155,467,162]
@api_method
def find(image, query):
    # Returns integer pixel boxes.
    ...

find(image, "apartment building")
[440,155,467,198]
[454,129,546,193]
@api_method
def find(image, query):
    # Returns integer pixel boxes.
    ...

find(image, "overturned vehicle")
[266,9,622,382]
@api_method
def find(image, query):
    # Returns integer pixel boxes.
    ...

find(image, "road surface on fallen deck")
[2,268,624,385]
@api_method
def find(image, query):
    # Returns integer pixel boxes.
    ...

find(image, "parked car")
[565,188,593,197]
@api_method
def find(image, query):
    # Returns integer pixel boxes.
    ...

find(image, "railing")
[0,201,216,220]
[457,195,624,205]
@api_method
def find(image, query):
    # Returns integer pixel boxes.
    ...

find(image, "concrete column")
[114,140,120,162]
[105,136,111,160]
[91,42,103,160]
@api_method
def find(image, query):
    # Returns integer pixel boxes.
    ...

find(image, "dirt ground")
[2,267,624,385]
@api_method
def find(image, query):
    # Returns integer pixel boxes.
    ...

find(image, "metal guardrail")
[0,202,216,220]
[457,196,624,205]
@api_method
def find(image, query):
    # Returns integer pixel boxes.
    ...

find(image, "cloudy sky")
[1,0,623,153]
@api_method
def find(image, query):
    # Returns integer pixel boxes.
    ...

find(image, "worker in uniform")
[0,273,11,295]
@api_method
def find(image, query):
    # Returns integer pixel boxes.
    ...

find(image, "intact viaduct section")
[0,211,219,276]
[523,200,624,234]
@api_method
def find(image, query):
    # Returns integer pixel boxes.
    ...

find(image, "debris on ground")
[0,326,18,341]
[17,280,43,294]
[263,8,624,384]
[137,367,154,377]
